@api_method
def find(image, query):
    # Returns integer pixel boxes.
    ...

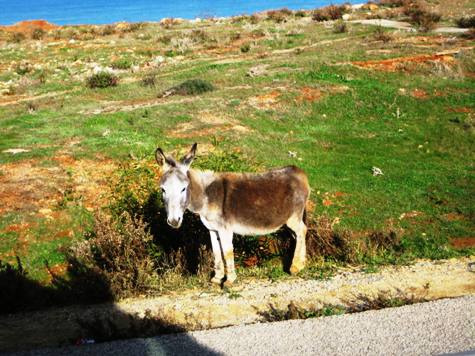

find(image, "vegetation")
[456,15,475,28]
[0,0,474,314]
[86,71,119,88]
[312,5,346,21]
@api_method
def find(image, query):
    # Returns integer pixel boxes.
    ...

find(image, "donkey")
[155,143,309,286]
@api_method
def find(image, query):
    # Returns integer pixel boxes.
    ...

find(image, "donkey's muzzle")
[167,217,182,229]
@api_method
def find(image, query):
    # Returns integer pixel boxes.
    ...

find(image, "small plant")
[67,212,157,300]
[111,58,132,70]
[373,26,393,42]
[162,79,214,97]
[100,24,115,36]
[295,10,307,18]
[312,5,345,22]
[456,16,475,28]
[31,28,45,40]
[9,32,26,43]
[403,1,441,32]
[333,20,348,33]
[86,71,119,88]
[240,43,251,53]
[267,8,292,23]
[190,29,209,43]
[14,62,32,75]
[141,74,157,87]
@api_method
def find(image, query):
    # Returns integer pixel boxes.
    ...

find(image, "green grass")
[0,11,474,293]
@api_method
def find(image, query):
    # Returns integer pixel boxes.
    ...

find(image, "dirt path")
[1,257,473,352]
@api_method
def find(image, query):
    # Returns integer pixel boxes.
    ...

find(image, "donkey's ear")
[180,142,197,168]
[155,147,176,169]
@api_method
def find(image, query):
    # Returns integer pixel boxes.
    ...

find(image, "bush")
[99,24,115,36]
[9,32,26,43]
[373,26,394,42]
[377,0,407,7]
[403,1,441,32]
[456,16,475,28]
[312,5,345,22]
[86,71,119,88]
[295,10,307,18]
[111,58,132,70]
[164,79,214,96]
[240,43,251,53]
[267,8,292,23]
[333,20,348,33]
[141,74,157,87]
[31,28,45,40]
[68,212,157,300]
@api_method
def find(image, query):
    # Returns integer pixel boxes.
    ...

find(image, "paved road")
[12,296,475,356]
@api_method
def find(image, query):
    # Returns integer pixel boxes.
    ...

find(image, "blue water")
[0,0,355,26]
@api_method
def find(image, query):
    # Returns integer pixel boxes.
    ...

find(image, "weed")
[86,71,119,88]
[240,43,251,53]
[141,74,157,87]
[259,301,346,322]
[456,16,475,28]
[31,28,45,40]
[111,58,133,70]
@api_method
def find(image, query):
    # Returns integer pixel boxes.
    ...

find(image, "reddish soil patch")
[0,20,58,34]
[351,53,455,72]
[248,90,281,109]
[296,87,322,103]
[0,156,116,216]
[450,237,475,249]
[447,107,473,113]
[411,89,429,99]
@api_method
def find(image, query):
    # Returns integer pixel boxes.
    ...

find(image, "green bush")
[240,43,251,53]
[86,71,119,88]
[167,79,214,96]
[111,58,132,70]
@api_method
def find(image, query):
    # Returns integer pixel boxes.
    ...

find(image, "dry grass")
[402,1,441,32]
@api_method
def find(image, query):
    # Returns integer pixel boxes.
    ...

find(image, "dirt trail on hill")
[0,257,473,352]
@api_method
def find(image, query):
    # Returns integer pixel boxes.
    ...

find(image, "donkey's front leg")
[218,229,237,287]
[209,230,225,284]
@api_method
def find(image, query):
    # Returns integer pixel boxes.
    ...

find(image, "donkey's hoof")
[211,276,223,285]
[223,279,235,288]
[289,264,303,275]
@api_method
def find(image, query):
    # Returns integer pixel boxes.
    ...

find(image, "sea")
[0,0,356,26]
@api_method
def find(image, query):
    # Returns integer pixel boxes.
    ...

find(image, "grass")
[0,3,474,311]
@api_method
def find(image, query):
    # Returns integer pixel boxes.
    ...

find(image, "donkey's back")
[204,166,309,234]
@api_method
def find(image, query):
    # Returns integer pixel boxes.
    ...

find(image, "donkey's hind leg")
[286,214,307,275]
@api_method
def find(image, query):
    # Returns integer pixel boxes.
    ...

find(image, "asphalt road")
[11,296,475,356]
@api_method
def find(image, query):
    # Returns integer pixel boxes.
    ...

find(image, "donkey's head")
[155,143,197,228]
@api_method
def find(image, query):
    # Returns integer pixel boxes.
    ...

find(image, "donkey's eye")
[161,188,166,195]
[181,187,186,193]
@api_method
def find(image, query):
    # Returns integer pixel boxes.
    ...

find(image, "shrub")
[403,1,441,32]
[333,20,348,33]
[99,24,115,36]
[31,28,45,40]
[456,16,475,28]
[373,26,394,42]
[67,212,157,300]
[9,32,26,43]
[111,58,133,70]
[240,43,251,53]
[141,74,157,87]
[86,71,118,88]
[163,79,214,96]
[190,29,209,43]
[267,8,292,23]
[462,28,475,40]
[312,5,345,22]
[377,0,407,7]
[295,10,307,18]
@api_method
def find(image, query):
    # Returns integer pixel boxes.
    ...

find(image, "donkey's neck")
[187,168,214,213]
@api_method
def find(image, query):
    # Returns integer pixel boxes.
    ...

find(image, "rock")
[2,148,30,154]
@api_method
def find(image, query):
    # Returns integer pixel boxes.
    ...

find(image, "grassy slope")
[0,6,474,282]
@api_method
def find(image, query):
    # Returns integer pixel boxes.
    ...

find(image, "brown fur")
[202,166,309,229]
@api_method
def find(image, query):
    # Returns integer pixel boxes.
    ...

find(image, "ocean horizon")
[0,0,356,26]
